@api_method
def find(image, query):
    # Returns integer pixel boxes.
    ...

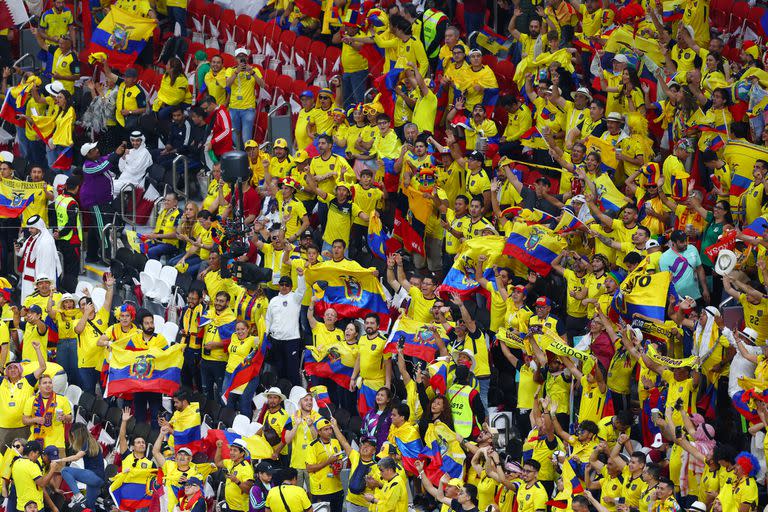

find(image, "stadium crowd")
[3,0,768,511]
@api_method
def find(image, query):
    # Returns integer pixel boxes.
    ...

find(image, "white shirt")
[724,328,763,397]
[265,275,306,340]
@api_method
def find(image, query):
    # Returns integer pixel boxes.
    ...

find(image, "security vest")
[54,194,81,242]
[448,383,477,438]
[422,9,447,59]
[115,82,143,127]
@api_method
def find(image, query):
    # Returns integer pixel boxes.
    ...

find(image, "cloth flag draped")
[585,136,619,174]
[170,402,203,454]
[367,210,388,259]
[610,271,673,323]
[0,81,33,126]
[438,235,507,299]
[109,466,158,511]
[51,147,74,171]
[394,178,436,257]
[724,141,768,216]
[0,178,40,218]
[105,343,183,398]
[303,345,355,389]
[470,27,514,58]
[592,173,629,213]
[384,316,449,362]
[203,429,274,460]
[221,334,269,402]
[391,423,424,476]
[421,421,465,484]
[0,0,29,29]
[305,259,389,328]
[87,6,158,71]
[502,223,566,277]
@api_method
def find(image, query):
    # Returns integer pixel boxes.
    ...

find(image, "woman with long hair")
[57,423,105,509]
[32,89,75,169]
[361,387,393,447]
[153,57,192,120]
[690,197,734,303]
[417,392,455,438]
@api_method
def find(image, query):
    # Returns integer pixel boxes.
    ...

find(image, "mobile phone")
[675,426,683,438]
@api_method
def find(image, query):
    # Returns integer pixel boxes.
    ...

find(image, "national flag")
[303,346,355,389]
[725,141,768,211]
[548,458,584,508]
[391,422,424,475]
[29,115,55,143]
[0,81,33,126]
[743,217,768,237]
[221,333,269,403]
[367,210,388,260]
[294,0,322,18]
[381,156,398,193]
[422,421,465,483]
[105,343,183,398]
[732,389,764,424]
[592,173,628,213]
[697,384,717,421]
[585,136,619,175]
[428,358,452,395]
[109,466,158,511]
[170,402,203,454]
[603,25,665,68]
[311,385,331,408]
[471,26,513,58]
[305,259,390,328]
[502,223,566,277]
[0,178,37,218]
[86,6,158,71]
[373,62,405,121]
[641,387,667,446]
[393,175,436,257]
[709,134,725,151]
[0,0,29,30]
[661,0,684,22]
[357,381,378,417]
[51,147,73,171]
[610,271,673,323]
[520,126,543,145]
[437,235,507,298]
[383,316,449,362]
[554,208,586,234]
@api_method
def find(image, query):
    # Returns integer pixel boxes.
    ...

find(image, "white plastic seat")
[153,315,165,331]
[147,279,172,303]
[161,321,179,343]
[158,265,178,287]
[65,384,82,408]
[231,414,251,434]
[90,286,107,311]
[143,258,162,277]
[139,272,157,295]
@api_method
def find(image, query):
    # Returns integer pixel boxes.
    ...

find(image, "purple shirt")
[81,154,115,209]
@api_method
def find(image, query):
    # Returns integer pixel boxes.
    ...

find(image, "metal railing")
[120,184,137,227]
[172,155,190,201]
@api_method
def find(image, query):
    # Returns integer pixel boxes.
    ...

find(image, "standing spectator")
[179,289,204,390]
[306,418,344,512]
[214,438,255,512]
[203,55,233,106]
[167,0,188,36]
[114,131,153,198]
[38,0,74,46]
[265,269,306,386]
[193,51,210,95]
[16,217,61,302]
[421,6,448,71]
[113,68,148,140]
[0,345,47,447]
[21,375,72,452]
[659,230,710,306]
[53,176,81,293]
[264,468,312,512]
[227,48,266,149]
[200,291,237,401]
[56,423,105,510]
[202,95,234,159]
[335,18,369,110]
[248,462,274,512]
[11,441,60,512]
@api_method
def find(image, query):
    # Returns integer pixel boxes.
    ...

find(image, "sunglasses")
[13,444,22,449]
[319,95,332,100]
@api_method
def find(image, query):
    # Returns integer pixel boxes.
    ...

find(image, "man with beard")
[306,418,344,512]
[179,290,204,390]
[199,291,237,402]
[351,314,391,417]
[152,434,216,512]
[256,388,292,467]
[129,309,169,426]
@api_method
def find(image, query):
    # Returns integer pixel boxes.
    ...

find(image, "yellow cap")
[446,478,465,488]
[273,138,288,149]
[244,140,259,149]
[315,418,331,430]
[293,150,310,164]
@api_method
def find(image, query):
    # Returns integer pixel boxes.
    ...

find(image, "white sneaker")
[68,494,86,509]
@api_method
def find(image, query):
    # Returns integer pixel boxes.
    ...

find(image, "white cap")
[60,293,76,303]
[650,432,664,448]
[606,112,624,123]
[468,48,482,56]
[230,438,249,452]
[80,142,98,157]
[234,47,249,57]
[613,53,629,64]
[35,274,52,283]
[0,151,13,163]
[688,501,707,512]
[45,81,64,96]
[574,87,592,100]
[454,349,476,370]
[741,327,759,343]
[645,239,660,249]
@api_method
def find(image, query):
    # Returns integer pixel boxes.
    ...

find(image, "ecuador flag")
[384,316,449,362]
[105,343,183,398]
[592,173,629,213]
[0,178,40,218]
[169,401,203,454]
[438,235,508,299]
[610,271,673,323]
[0,80,33,127]
[585,136,619,176]
[305,259,390,328]
[87,6,157,71]
[109,466,158,511]
[422,421,465,483]
[724,141,768,216]
[303,345,355,389]
[502,223,566,277]
[367,210,389,260]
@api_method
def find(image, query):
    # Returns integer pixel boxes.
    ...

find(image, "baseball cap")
[446,478,464,488]
[293,150,310,164]
[650,432,664,448]
[234,47,249,57]
[360,436,378,447]
[254,462,275,474]
[670,230,687,243]
[645,239,660,249]
[80,142,98,157]
[244,140,259,149]
[300,230,313,239]
[28,305,43,315]
[278,275,293,286]
[300,90,314,98]
[177,447,193,456]
[43,445,59,459]
[185,476,203,487]
[467,150,484,162]
[513,285,527,294]
[613,53,629,64]
[273,138,288,149]
[535,296,551,307]
[316,418,331,430]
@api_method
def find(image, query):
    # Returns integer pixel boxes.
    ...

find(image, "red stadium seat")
[263,68,279,87]
[294,36,312,63]
[747,6,767,37]
[324,46,342,71]
[275,74,295,95]
[264,20,282,42]
[204,2,222,22]
[205,47,220,60]
[482,54,498,69]
[189,41,205,56]
[251,18,268,39]
[728,2,750,33]
[279,29,297,49]
[221,53,236,68]
[292,80,309,97]
[236,14,253,32]
[221,9,236,27]
[309,40,327,70]
[188,0,205,17]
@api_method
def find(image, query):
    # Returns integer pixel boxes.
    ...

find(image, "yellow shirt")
[281,199,308,241]
[12,458,43,508]
[265,485,312,512]
[351,184,383,226]
[740,294,768,345]
[295,107,314,150]
[154,74,192,110]
[563,268,588,318]
[201,309,236,362]
[268,156,293,180]
[312,324,344,352]
[406,287,435,322]
[310,154,353,198]
[578,376,606,423]
[309,106,336,136]
[40,8,73,39]
[0,374,38,429]
[341,34,369,73]
[503,105,533,141]
[599,467,624,512]
[78,309,109,369]
[515,481,548,512]
[225,334,255,374]
[413,89,438,134]
[155,207,181,247]
[289,411,321,469]
[203,68,234,105]
[23,392,72,449]
[222,459,254,511]
[306,438,343,495]
[358,334,390,383]
[229,68,263,110]
[322,200,362,245]
[662,369,695,425]
[51,105,75,146]
[21,183,52,227]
